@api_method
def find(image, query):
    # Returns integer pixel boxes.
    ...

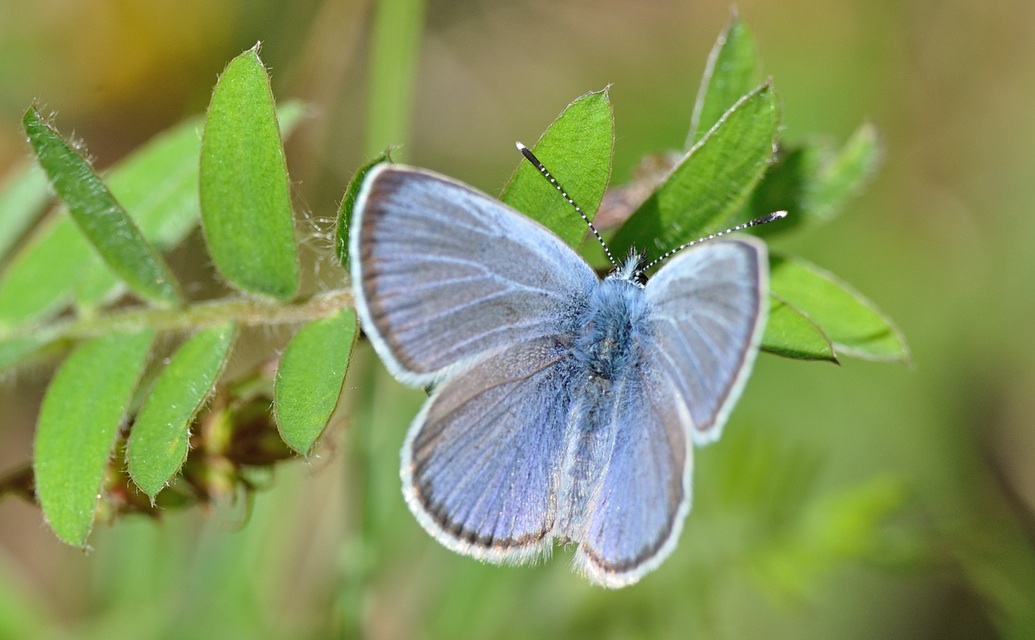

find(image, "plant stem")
[0,289,354,344]
[365,0,426,159]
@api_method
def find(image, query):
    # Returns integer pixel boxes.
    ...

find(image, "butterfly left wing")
[402,336,578,564]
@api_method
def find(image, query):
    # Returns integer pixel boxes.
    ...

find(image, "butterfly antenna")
[637,211,788,277]
[516,142,619,270]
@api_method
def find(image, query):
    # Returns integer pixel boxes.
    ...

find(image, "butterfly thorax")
[571,277,651,384]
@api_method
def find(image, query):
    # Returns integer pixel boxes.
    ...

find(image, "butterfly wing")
[402,336,577,563]
[571,362,692,588]
[644,237,768,444]
[350,164,598,386]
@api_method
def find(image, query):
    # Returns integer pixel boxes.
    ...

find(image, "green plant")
[0,17,905,574]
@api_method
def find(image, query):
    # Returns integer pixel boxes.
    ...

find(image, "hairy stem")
[0,288,354,344]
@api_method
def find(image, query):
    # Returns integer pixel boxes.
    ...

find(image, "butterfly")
[349,148,778,587]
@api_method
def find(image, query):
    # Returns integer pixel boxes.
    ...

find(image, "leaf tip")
[856,120,879,139]
[21,104,47,135]
[40,507,92,548]
[854,121,885,159]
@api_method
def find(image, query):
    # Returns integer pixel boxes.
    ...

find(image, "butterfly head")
[607,249,649,287]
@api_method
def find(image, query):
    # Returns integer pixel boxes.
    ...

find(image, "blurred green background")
[2,0,1034,638]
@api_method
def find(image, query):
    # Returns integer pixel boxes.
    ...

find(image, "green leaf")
[0,336,49,371]
[78,102,305,311]
[23,108,182,307]
[127,323,236,499]
[200,45,299,301]
[740,145,811,234]
[0,163,51,262]
[0,215,89,328]
[71,115,205,309]
[336,153,388,267]
[0,104,306,329]
[750,476,906,599]
[500,89,614,248]
[275,308,358,455]
[688,14,760,147]
[746,124,882,234]
[0,116,210,327]
[102,118,208,247]
[33,329,155,546]
[610,82,778,260]
[770,256,910,362]
[806,123,882,224]
[761,295,838,362]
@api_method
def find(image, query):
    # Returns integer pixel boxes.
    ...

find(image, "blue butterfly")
[349,149,777,587]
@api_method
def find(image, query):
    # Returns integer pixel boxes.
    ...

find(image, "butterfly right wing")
[350,164,598,386]
[570,359,692,588]
[644,238,767,445]
[402,336,577,564]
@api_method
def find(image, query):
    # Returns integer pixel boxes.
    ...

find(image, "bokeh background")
[2,0,1034,638]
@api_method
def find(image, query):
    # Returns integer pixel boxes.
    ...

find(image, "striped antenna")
[515,142,619,270]
[516,142,787,280]
[636,210,788,277]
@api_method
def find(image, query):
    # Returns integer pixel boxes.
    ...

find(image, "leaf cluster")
[0,21,907,548]
[1,47,357,546]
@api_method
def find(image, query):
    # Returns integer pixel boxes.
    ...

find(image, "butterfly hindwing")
[571,351,692,587]
[402,337,577,564]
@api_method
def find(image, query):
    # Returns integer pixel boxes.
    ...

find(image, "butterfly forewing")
[350,165,598,385]
[644,239,768,444]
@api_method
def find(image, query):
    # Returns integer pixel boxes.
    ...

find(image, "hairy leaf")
[34,330,155,546]
[23,108,182,306]
[128,323,236,499]
[336,153,388,267]
[200,46,299,300]
[275,309,358,455]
